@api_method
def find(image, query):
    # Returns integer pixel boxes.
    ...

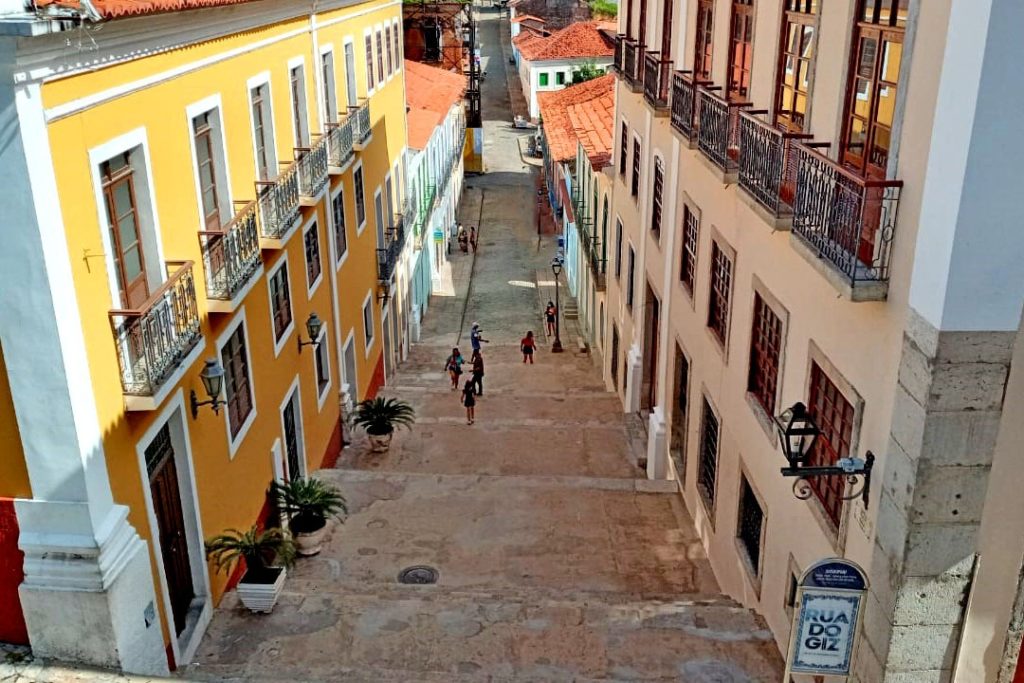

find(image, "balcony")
[351,100,372,150]
[376,217,407,283]
[642,53,672,112]
[613,34,625,74]
[109,261,203,411]
[737,111,813,229]
[790,142,902,301]
[326,117,355,174]
[581,229,606,291]
[622,39,644,91]
[199,201,263,313]
[669,71,708,146]
[296,140,329,205]
[255,162,301,248]
[697,88,762,181]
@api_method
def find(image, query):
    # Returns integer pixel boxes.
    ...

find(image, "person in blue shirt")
[470,322,488,352]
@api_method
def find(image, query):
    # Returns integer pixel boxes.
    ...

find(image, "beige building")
[603,0,1024,681]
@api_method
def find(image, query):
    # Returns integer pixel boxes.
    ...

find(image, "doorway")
[640,283,661,412]
[670,346,690,481]
[382,305,394,380]
[343,333,358,399]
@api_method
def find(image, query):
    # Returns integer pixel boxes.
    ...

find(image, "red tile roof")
[34,0,257,19]
[513,21,614,62]
[537,73,615,165]
[404,60,467,150]
[510,14,545,23]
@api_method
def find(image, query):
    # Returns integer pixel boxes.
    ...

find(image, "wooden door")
[146,425,194,636]
[283,396,302,481]
[102,153,150,309]
[841,27,902,180]
[647,295,660,411]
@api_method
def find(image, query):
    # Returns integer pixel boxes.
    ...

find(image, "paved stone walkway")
[0,5,784,682]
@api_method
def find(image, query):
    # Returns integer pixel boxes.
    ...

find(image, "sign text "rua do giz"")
[785,558,869,679]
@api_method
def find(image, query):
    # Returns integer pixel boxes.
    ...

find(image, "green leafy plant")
[205,526,295,582]
[572,60,606,84]
[352,397,416,435]
[270,477,348,534]
[588,0,617,19]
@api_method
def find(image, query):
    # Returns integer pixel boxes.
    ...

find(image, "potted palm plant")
[352,396,415,452]
[270,477,347,556]
[205,526,295,613]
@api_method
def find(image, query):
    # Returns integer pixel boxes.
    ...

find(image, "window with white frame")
[362,294,375,352]
[392,22,402,69]
[303,219,322,293]
[321,49,338,123]
[376,29,385,84]
[289,64,309,147]
[331,188,348,265]
[250,81,276,181]
[385,25,394,76]
[221,322,254,438]
[364,33,376,93]
[191,108,230,230]
[268,258,293,342]
[314,328,331,401]
[344,40,357,108]
[354,164,367,229]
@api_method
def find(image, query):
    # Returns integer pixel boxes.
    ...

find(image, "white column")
[624,343,643,413]
[0,77,167,674]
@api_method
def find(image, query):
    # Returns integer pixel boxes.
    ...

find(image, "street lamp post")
[551,257,563,353]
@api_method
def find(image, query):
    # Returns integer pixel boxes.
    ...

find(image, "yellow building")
[0,0,408,673]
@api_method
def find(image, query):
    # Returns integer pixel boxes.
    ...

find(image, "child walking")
[462,379,476,424]
[444,347,464,390]
[520,330,537,363]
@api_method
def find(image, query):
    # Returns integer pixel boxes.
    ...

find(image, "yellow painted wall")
[31,0,406,646]
[0,346,31,499]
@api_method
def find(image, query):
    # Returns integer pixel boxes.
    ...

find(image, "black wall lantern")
[774,401,875,508]
[297,312,324,352]
[190,358,225,418]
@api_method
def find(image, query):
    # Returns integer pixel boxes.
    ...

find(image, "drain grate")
[398,565,439,585]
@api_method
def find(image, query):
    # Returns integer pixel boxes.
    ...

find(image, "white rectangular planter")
[236,567,286,613]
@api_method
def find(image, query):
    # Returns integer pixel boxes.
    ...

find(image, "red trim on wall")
[319,420,344,470]
[0,498,28,645]
[224,496,274,591]
[1013,635,1024,683]
[367,353,386,399]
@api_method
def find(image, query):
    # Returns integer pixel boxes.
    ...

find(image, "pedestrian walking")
[457,225,468,253]
[544,301,557,337]
[462,379,476,424]
[470,322,489,352]
[469,226,478,252]
[471,349,485,395]
[520,330,537,363]
[444,347,464,390]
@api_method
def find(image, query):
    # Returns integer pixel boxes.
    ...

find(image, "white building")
[513,21,616,119]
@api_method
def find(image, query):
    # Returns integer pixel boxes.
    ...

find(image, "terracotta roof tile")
[537,73,615,164]
[404,59,467,150]
[513,21,614,61]
[510,14,545,23]
[34,0,257,19]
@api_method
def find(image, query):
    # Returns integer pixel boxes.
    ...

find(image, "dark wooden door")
[102,153,150,309]
[146,426,194,636]
[283,396,302,481]
[647,295,660,411]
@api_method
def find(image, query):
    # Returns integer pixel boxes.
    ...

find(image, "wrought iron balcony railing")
[351,100,372,147]
[643,53,672,109]
[295,140,329,200]
[109,261,201,398]
[613,34,625,74]
[199,200,262,303]
[622,39,644,89]
[697,88,761,174]
[737,112,813,218]
[670,71,709,142]
[326,118,355,170]
[792,141,902,289]
[376,219,407,282]
[255,163,300,240]
[580,229,607,291]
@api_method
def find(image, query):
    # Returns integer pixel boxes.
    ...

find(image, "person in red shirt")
[520,330,537,364]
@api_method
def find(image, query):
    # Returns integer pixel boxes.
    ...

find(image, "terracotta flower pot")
[293,521,329,556]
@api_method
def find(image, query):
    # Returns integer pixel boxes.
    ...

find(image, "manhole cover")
[398,565,439,584]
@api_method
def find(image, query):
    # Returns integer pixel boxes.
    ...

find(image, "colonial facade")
[0,0,407,673]
[606,0,1024,681]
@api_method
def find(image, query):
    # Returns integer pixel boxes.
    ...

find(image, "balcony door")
[727,0,755,100]
[102,153,150,309]
[282,388,304,481]
[344,43,358,108]
[693,0,714,81]
[841,0,906,179]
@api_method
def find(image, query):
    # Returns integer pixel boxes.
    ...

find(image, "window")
[727,0,755,100]
[385,26,394,76]
[354,165,367,228]
[680,205,699,294]
[694,0,715,80]
[344,42,358,107]
[807,362,855,526]
[101,153,149,309]
[556,71,565,85]
[315,330,330,398]
[626,245,636,311]
[707,241,732,344]
[539,72,549,86]
[677,351,690,414]
[737,476,765,576]
[289,65,309,147]
[376,29,385,84]
[250,83,275,181]
[841,0,906,177]
[619,122,628,176]
[321,50,338,123]
[611,325,620,384]
[193,111,223,229]
[651,157,664,237]
[631,137,641,198]
[748,293,782,416]
[614,218,623,278]
[393,23,402,69]
[365,34,375,92]
[697,398,719,509]
[332,189,348,264]
[774,0,817,132]
[362,294,375,351]
[221,324,254,438]
[269,260,293,341]
[304,220,322,291]
[784,569,799,615]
